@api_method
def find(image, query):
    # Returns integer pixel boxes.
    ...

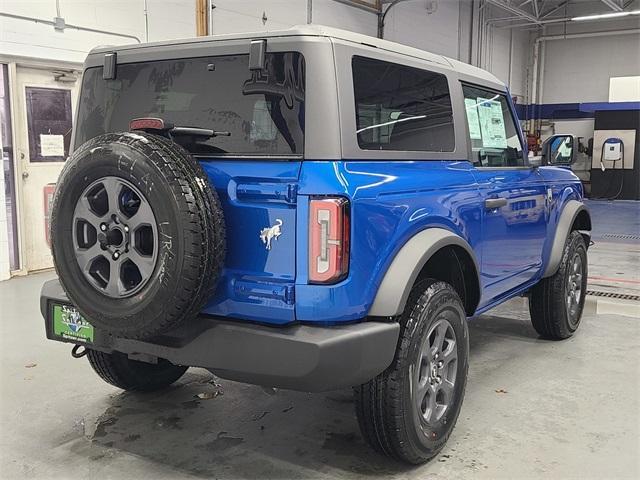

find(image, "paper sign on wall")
[464,98,482,140]
[477,97,507,149]
[40,134,65,157]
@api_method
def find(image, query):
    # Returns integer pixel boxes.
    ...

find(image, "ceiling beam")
[601,0,624,11]
[540,0,569,19]
[486,0,541,23]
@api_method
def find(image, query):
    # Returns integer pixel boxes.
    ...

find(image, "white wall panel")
[147,0,197,42]
[541,32,640,103]
[382,0,461,58]
[0,118,9,281]
[0,0,195,64]
[210,0,307,34]
[312,0,376,36]
[609,76,640,102]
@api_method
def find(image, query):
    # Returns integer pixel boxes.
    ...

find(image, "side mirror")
[541,134,576,166]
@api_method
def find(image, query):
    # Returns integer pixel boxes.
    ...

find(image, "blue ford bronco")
[41,26,592,464]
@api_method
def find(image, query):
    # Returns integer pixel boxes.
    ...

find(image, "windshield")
[75,52,305,156]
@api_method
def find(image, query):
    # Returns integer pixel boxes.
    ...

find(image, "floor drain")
[586,290,640,302]
[601,233,640,241]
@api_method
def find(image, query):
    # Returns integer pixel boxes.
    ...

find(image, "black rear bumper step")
[41,279,399,392]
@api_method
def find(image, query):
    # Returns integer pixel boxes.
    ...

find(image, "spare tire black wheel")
[51,132,225,339]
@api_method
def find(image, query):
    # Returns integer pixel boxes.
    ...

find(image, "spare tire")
[51,132,225,339]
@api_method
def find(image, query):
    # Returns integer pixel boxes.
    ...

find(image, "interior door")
[15,66,79,271]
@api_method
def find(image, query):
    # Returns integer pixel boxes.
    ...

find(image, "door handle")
[485,198,507,209]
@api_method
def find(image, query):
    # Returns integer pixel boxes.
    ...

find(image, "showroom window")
[352,56,454,152]
[462,84,525,168]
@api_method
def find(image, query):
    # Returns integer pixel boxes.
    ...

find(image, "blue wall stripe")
[515,101,640,121]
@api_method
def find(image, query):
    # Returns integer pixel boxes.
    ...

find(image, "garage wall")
[209,0,528,97]
[0,0,196,64]
[382,0,463,59]
[311,0,377,36]
[537,19,640,141]
[209,0,376,36]
[486,27,530,99]
[540,28,640,104]
[0,142,8,281]
[383,1,529,97]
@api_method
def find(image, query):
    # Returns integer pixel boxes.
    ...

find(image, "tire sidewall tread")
[51,132,226,339]
[529,230,588,340]
[355,279,469,464]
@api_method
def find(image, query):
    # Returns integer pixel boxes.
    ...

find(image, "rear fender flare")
[543,200,591,278]
[369,228,479,317]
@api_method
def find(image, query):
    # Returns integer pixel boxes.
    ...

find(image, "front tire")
[86,349,188,392]
[354,279,469,464]
[529,230,588,340]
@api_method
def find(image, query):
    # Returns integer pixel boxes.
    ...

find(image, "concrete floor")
[1,272,639,479]
[585,200,640,298]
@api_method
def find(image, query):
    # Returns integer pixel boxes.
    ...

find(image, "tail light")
[309,197,350,284]
[129,117,168,131]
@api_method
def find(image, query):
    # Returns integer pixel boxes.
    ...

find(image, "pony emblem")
[260,219,283,250]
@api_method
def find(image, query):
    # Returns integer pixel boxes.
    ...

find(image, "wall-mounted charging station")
[590,111,639,200]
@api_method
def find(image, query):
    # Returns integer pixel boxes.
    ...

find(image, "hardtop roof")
[89,24,504,88]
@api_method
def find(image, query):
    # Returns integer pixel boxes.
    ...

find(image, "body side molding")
[369,228,480,317]
[543,199,591,278]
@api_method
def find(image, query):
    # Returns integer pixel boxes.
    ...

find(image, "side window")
[462,85,525,167]
[352,56,454,152]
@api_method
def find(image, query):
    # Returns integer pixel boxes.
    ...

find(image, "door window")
[25,87,73,162]
[352,56,454,152]
[462,85,525,167]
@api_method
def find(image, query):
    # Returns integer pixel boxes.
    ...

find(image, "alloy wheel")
[413,318,458,425]
[72,176,158,298]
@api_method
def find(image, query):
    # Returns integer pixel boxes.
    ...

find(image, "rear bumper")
[41,279,399,392]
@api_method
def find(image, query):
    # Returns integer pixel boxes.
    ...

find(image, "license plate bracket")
[50,303,94,343]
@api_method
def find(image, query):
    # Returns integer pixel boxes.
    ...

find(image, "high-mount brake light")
[309,197,350,284]
[129,118,166,131]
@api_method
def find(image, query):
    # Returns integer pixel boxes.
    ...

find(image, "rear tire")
[86,349,187,392]
[529,230,588,340]
[354,279,469,464]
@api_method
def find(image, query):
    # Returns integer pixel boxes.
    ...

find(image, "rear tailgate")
[74,48,309,325]
[200,161,301,324]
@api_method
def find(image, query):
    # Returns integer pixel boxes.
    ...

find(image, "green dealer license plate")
[52,304,94,343]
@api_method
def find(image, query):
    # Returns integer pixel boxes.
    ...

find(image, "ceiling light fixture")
[572,9,640,21]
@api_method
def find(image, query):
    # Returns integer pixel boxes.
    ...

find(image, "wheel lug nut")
[113,251,120,260]
[124,225,129,233]
[436,376,442,384]
[438,361,444,368]
[100,224,107,231]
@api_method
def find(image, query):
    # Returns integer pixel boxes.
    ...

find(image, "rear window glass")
[352,56,454,152]
[75,52,305,156]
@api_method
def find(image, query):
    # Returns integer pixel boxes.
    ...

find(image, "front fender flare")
[543,200,591,278]
[369,228,479,317]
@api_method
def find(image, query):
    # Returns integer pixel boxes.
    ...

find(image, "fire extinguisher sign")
[43,184,56,248]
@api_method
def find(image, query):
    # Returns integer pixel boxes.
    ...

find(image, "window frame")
[352,55,455,154]
[333,40,465,161]
[459,81,531,170]
[75,35,343,161]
